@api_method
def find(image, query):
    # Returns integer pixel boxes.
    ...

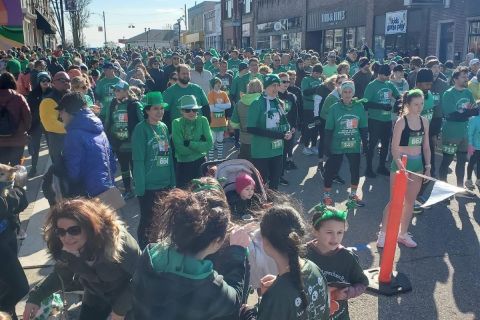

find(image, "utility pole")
[60,0,65,46]
[103,11,107,47]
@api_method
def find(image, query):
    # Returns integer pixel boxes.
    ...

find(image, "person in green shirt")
[345,48,359,77]
[172,95,213,188]
[323,81,368,207]
[363,64,401,177]
[228,49,241,76]
[307,204,369,320]
[230,62,251,103]
[439,66,479,190]
[247,74,292,190]
[132,91,175,249]
[254,204,330,320]
[323,51,338,78]
[301,64,323,155]
[271,54,288,74]
[162,64,210,129]
[95,62,121,122]
[6,55,21,79]
[104,80,144,200]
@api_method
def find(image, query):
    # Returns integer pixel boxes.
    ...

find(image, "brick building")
[222,0,254,49]
[184,1,218,49]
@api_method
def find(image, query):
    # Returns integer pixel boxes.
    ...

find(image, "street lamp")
[176,16,184,49]
[145,27,151,47]
[238,0,244,48]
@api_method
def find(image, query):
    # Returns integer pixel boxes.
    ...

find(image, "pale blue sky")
[80,0,202,47]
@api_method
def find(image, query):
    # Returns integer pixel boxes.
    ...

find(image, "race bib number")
[381,110,391,116]
[214,112,224,119]
[442,143,457,155]
[408,132,423,147]
[156,156,169,167]
[341,140,357,150]
[272,139,283,150]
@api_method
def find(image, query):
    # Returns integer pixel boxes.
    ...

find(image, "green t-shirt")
[301,76,322,110]
[108,100,144,151]
[95,76,121,120]
[6,58,21,75]
[247,96,290,158]
[132,121,176,196]
[163,83,209,123]
[323,64,338,78]
[257,259,329,320]
[348,61,359,77]
[272,65,288,74]
[19,58,29,72]
[227,58,241,75]
[326,100,368,154]
[421,91,435,122]
[363,79,400,122]
[171,116,213,162]
[306,245,369,320]
[442,87,476,140]
[320,91,340,120]
[230,72,251,102]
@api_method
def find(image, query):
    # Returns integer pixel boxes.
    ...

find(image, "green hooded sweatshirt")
[172,115,213,162]
[231,93,261,145]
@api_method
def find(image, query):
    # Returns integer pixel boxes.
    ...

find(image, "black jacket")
[27,86,51,131]
[148,68,168,92]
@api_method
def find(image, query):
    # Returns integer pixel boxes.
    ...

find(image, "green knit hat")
[143,91,169,110]
[178,95,202,110]
[263,74,281,88]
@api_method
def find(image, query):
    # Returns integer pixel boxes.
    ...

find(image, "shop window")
[245,0,252,14]
[468,21,480,56]
[356,26,366,48]
[226,0,233,18]
[334,29,344,53]
[271,35,281,49]
[256,36,270,50]
[325,29,334,53]
[290,32,302,51]
[346,28,355,50]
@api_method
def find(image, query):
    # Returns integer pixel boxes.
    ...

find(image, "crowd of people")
[0,43,479,319]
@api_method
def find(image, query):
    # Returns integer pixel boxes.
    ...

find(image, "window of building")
[334,29,344,53]
[468,20,480,56]
[324,29,334,52]
[356,26,366,48]
[245,0,252,14]
[346,27,355,50]
[256,36,270,49]
[226,0,233,18]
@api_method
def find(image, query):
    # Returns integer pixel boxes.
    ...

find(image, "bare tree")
[68,0,92,47]
[50,0,66,46]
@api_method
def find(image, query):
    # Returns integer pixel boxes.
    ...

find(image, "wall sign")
[321,11,346,23]
[385,10,407,35]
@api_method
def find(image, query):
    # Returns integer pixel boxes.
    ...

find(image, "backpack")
[0,105,16,137]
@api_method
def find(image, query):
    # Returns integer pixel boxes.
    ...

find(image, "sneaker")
[28,167,37,178]
[456,190,477,199]
[234,142,241,149]
[323,196,334,206]
[122,191,135,200]
[302,147,313,156]
[349,194,365,207]
[333,175,345,185]
[310,147,319,155]
[317,162,325,179]
[365,169,377,178]
[465,179,475,190]
[279,177,289,186]
[377,166,390,176]
[397,232,417,248]
[376,231,385,248]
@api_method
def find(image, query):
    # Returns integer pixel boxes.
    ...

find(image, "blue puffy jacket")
[63,108,116,197]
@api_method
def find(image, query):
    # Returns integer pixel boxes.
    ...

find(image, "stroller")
[201,158,268,202]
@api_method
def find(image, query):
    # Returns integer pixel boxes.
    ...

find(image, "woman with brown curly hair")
[132,188,249,320]
[22,198,140,320]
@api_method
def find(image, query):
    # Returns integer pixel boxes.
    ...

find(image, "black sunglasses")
[281,80,290,84]
[54,225,82,237]
[40,79,51,83]
[183,109,198,113]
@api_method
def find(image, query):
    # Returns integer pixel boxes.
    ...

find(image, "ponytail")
[400,89,424,116]
[287,232,308,310]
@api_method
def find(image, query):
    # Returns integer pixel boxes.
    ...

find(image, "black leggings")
[176,157,206,188]
[324,153,360,189]
[0,228,29,320]
[79,302,111,320]
[252,155,283,190]
[467,150,480,180]
[137,189,168,249]
[301,109,318,148]
[116,151,133,191]
[317,118,326,159]
[367,119,392,171]
[439,152,467,186]
[28,125,43,169]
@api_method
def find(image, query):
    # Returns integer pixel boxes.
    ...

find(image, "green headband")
[308,202,351,227]
[406,88,423,97]
[191,179,223,193]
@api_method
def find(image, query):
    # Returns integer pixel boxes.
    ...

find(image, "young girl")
[306,204,369,320]
[255,205,330,319]
[208,77,231,160]
[466,111,480,190]
[377,89,431,248]
[226,172,262,220]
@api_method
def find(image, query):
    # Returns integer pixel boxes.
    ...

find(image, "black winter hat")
[416,68,433,83]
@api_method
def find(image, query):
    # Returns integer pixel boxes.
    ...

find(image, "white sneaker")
[465,179,474,190]
[476,180,480,188]
[310,147,319,155]
[376,231,385,248]
[397,232,417,248]
[302,147,313,155]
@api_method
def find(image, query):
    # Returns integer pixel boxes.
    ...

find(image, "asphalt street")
[16,136,480,319]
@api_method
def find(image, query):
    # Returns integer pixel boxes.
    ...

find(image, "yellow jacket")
[39,97,66,134]
[468,79,480,102]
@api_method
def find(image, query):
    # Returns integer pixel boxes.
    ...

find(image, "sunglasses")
[281,80,290,84]
[54,225,82,237]
[40,79,51,83]
[183,109,198,113]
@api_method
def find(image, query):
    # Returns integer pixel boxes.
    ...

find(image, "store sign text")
[385,10,407,34]
[321,11,346,23]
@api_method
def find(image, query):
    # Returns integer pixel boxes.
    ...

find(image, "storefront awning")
[35,10,56,34]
